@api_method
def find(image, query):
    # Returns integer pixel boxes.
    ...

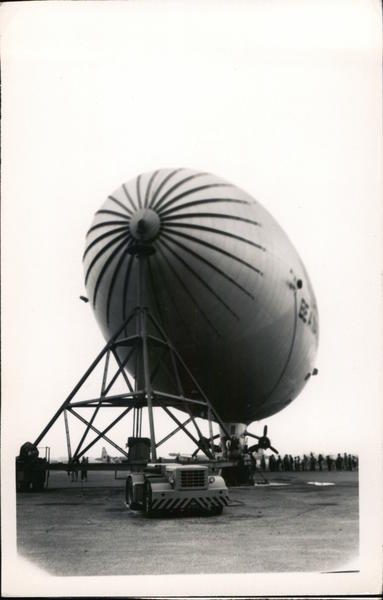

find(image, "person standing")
[71,457,80,482]
[261,454,266,471]
[289,455,294,471]
[81,456,88,482]
[335,453,342,471]
[283,454,290,472]
[318,454,324,471]
[309,453,316,471]
[343,453,348,471]
[269,454,276,472]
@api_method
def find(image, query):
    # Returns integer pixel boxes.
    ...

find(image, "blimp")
[82,168,319,467]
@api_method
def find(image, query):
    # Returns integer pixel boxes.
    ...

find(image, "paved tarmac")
[16,470,358,576]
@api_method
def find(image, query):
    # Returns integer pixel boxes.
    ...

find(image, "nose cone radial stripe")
[108,195,133,215]
[148,168,184,209]
[154,183,233,214]
[153,172,207,211]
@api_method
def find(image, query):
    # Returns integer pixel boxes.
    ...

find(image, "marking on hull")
[92,238,131,307]
[159,196,247,219]
[96,209,130,220]
[85,231,132,286]
[144,170,160,208]
[162,228,262,277]
[157,247,221,337]
[161,212,261,227]
[106,248,130,325]
[152,172,208,211]
[156,183,233,214]
[83,225,131,261]
[136,174,143,209]
[146,254,166,327]
[122,183,138,212]
[162,222,266,252]
[158,238,240,321]
[108,194,133,216]
[86,220,133,237]
[161,232,256,301]
[122,254,135,333]
[148,169,184,209]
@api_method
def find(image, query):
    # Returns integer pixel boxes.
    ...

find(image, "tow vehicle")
[124,438,229,516]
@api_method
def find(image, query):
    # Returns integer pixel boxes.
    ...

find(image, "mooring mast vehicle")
[124,438,228,516]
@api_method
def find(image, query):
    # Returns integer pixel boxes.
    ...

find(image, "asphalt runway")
[16,470,359,576]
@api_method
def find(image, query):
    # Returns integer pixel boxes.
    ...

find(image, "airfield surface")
[16,470,358,576]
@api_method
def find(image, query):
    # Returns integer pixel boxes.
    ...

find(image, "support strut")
[32,234,228,464]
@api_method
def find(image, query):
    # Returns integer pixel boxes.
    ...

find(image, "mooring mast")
[33,210,229,466]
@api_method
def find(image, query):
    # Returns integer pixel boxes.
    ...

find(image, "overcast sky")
[2,0,382,464]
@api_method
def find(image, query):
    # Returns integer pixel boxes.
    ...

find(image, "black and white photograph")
[1,1,382,597]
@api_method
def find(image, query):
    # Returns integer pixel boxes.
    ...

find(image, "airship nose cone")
[129,208,161,242]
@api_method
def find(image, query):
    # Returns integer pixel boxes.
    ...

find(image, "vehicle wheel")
[125,477,140,510]
[32,480,44,492]
[210,504,223,516]
[143,482,154,517]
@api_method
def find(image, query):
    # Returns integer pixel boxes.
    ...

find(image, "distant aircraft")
[95,447,123,464]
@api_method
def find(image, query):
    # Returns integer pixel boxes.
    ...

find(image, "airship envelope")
[83,169,319,426]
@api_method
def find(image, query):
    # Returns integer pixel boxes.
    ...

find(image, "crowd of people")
[68,456,89,482]
[258,452,358,472]
[65,450,358,480]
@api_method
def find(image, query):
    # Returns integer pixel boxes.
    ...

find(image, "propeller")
[247,425,279,454]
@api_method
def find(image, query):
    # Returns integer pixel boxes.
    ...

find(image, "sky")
[1,2,382,597]
[2,0,382,464]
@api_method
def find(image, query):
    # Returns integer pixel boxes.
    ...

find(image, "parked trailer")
[16,442,49,492]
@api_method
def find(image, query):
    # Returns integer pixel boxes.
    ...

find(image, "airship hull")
[84,169,318,425]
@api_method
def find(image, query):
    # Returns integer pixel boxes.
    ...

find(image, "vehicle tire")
[125,477,140,510]
[210,504,223,516]
[32,480,44,492]
[143,482,154,517]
